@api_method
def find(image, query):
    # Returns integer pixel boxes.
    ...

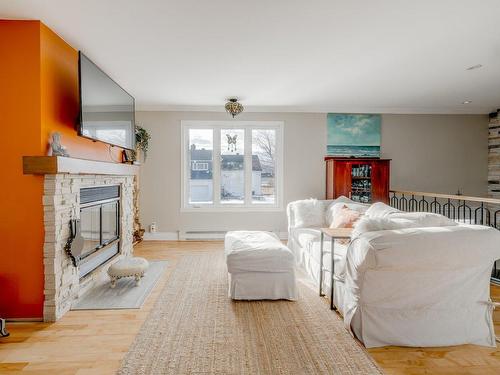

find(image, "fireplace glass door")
[78,185,120,278]
[102,201,119,245]
[80,205,101,258]
[80,201,119,259]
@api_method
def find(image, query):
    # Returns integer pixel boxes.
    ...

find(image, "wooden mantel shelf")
[23,156,140,176]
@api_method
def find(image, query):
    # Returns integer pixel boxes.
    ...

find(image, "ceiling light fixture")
[466,64,483,71]
[462,100,472,104]
[225,98,244,118]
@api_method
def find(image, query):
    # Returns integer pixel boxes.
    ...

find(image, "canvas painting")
[327,113,381,157]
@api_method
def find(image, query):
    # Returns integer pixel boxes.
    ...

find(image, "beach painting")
[327,113,381,157]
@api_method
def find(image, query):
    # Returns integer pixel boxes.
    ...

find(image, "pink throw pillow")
[330,205,361,229]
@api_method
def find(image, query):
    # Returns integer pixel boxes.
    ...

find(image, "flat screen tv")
[78,51,135,150]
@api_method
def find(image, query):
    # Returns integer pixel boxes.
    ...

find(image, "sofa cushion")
[291,227,348,276]
[293,227,321,251]
[352,212,458,238]
[291,198,327,228]
[389,211,457,227]
[365,202,400,218]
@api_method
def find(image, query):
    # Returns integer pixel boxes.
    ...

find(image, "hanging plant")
[135,125,151,162]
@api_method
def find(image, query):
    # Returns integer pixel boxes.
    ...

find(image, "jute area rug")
[118,250,383,375]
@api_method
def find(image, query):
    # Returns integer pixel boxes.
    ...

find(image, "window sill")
[180,205,284,213]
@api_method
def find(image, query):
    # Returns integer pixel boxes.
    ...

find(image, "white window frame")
[181,121,284,212]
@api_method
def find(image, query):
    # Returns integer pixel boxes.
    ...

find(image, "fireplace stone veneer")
[43,174,134,321]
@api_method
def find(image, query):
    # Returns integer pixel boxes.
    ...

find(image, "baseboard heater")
[178,230,227,241]
[178,230,287,241]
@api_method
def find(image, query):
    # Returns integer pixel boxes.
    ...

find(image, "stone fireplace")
[42,173,135,321]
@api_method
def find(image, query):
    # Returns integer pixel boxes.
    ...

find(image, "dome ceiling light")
[225,98,244,118]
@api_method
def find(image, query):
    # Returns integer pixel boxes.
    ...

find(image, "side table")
[319,227,353,310]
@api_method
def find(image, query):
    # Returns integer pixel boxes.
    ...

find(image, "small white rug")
[71,260,167,310]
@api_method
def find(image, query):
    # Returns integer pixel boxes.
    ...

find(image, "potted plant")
[133,125,151,164]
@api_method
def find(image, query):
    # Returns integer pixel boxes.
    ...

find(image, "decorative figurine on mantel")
[50,132,70,157]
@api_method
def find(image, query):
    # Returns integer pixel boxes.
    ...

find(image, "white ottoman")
[107,257,149,288]
[225,231,297,300]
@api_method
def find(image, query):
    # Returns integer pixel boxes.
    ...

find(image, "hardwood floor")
[1,240,499,375]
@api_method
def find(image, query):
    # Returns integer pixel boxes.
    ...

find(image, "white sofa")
[287,198,500,348]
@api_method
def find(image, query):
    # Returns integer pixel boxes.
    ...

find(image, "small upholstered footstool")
[225,231,297,300]
[107,257,149,288]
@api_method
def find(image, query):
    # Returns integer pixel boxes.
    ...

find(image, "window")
[187,128,213,204]
[182,121,283,211]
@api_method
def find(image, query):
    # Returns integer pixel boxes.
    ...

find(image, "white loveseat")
[287,198,500,348]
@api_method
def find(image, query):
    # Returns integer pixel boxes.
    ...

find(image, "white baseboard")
[5,317,43,322]
[143,231,288,241]
[143,231,179,241]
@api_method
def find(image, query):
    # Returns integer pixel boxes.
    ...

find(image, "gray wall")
[381,114,489,195]
[137,111,488,234]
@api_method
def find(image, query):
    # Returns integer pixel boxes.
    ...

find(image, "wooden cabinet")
[325,157,391,204]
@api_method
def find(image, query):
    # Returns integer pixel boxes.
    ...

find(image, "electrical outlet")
[150,222,157,233]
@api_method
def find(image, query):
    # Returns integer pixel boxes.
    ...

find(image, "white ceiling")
[1,0,500,114]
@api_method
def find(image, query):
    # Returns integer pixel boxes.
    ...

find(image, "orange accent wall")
[0,20,124,319]
[0,20,44,319]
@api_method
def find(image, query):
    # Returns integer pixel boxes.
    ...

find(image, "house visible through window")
[182,121,283,210]
[192,162,209,171]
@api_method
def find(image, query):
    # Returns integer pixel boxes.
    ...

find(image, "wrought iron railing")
[389,189,500,284]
